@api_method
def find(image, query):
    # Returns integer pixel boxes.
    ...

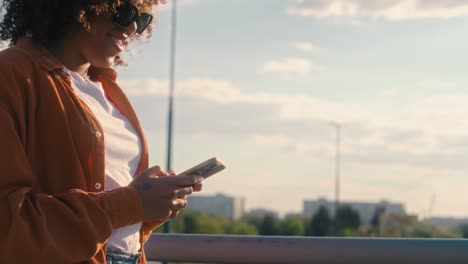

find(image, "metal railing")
[145,233,468,263]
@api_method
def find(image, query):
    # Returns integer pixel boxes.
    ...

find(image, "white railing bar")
[145,234,468,264]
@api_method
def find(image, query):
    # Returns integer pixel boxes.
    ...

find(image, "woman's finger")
[193,182,203,192]
[169,210,180,219]
[156,169,170,177]
[171,198,188,210]
[174,186,193,197]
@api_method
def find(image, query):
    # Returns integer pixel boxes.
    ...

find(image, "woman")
[0,0,203,263]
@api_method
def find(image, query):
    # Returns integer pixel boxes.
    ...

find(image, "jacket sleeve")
[0,82,143,262]
[141,219,168,244]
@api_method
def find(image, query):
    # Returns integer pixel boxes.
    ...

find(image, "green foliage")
[183,212,227,234]
[458,223,468,238]
[280,215,305,236]
[183,214,200,234]
[377,213,415,237]
[242,214,263,231]
[154,210,226,234]
[259,214,280,236]
[340,228,358,237]
[225,222,259,235]
[155,210,258,235]
[411,224,434,238]
[377,214,459,238]
[408,223,459,239]
[152,209,460,239]
[306,206,332,237]
[336,205,361,232]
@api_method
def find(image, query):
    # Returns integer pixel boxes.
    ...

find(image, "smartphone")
[178,157,225,179]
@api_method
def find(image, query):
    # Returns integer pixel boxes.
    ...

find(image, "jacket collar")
[15,37,118,81]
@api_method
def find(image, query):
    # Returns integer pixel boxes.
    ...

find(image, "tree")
[459,223,468,238]
[371,207,386,229]
[225,222,259,235]
[411,224,434,238]
[194,213,227,234]
[259,214,280,236]
[242,214,263,230]
[306,206,332,236]
[183,214,200,234]
[165,211,227,234]
[280,215,305,236]
[336,205,361,233]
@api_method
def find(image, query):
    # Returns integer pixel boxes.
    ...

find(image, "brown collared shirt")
[0,37,163,264]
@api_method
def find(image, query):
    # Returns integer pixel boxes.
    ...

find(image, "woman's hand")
[168,169,203,193]
[165,169,203,218]
[129,166,204,222]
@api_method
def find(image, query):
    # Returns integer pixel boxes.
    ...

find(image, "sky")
[116,0,468,219]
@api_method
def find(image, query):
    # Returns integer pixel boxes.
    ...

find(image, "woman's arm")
[0,101,143,263]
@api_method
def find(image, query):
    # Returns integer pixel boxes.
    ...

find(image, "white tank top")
[64,67,143,254]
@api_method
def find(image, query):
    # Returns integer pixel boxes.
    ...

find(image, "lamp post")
[164,0,178,237]
[329,122,341,235]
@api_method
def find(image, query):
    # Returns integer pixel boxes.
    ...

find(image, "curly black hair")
[0,0,165,46]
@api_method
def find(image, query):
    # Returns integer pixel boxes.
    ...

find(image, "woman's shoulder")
[0,47,48,103]
[0,46,39,74]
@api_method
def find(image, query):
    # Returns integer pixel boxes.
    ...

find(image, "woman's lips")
[108,34,125,52]
[111,37,123,52]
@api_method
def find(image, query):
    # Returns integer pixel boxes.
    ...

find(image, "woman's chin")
[91,56,116,68]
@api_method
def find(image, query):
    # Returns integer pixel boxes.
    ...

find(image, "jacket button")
[95,182,102,190]
[95,131,102,138]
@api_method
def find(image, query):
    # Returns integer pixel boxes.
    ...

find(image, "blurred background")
[118,0,468,239]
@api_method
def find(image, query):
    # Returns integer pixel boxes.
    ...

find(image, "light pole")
[164,0,178,236]
[329,121,341,235]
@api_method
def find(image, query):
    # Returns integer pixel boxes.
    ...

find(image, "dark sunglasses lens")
[114,5,138,27]
[135,14,153,34]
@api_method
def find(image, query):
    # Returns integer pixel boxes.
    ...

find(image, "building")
[425,217,468,228]
[187,193,245,220]
[303,198,406,224]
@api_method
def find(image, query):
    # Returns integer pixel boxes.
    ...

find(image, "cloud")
[288,0,468,22]
[116,0,468,217]
[289,41,315,52]
[121,77,468,172]
[259,57,313,76]
[122,77,468,217]
[121,78,242,103]
[248,133,330,155]
[156,0,203,12]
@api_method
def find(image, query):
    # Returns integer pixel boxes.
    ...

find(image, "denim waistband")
[106,247,142,264]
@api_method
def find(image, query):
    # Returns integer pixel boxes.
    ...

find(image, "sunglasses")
[113,0,153,34]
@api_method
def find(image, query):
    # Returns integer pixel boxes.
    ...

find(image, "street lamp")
[329,121,341,234]
[164,0,178,236]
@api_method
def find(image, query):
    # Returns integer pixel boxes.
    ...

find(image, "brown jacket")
[0,38,162,263]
